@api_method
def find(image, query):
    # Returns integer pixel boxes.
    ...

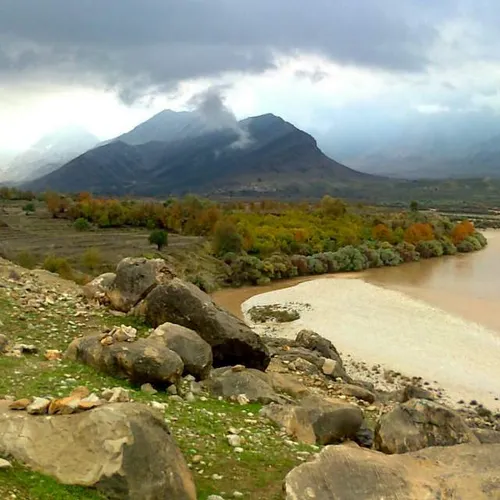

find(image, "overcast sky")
[1,0,500,151]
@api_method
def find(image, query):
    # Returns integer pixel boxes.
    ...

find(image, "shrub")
[81,247,102,271]
[22,202,35,215]
[330,246,368,272]
[440,238,457,255]
[457,236,482,253]
[415,240,444,258]
[291,255,309,275]
[358,245,384,268]
[473,232,488,248]
[372,224,393,242]
[212,220,243,256]
[379,247,403,266]
[228,255,264,286]
[17,251,37,269]
[43,255,73,279]
[404,223,434,244]
[149,229,168,250]
[73,218,91,231]
[307,256,327,274]
[395,242,420,263]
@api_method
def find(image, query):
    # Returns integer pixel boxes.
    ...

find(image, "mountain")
[317,110,500,179]
[2,126,99,183]
[113,110,209,145]
[27,113,375,196]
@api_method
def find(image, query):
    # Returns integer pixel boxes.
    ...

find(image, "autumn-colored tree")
[319,195,347,218]
[451,220,475,244]
[212,220,243,256]
[372,223,393,242]
[403,223,435,244]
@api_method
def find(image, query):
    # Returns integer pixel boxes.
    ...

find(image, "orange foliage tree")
[451,220,475,244]
[372,223,393,242]
[403,223,435,244]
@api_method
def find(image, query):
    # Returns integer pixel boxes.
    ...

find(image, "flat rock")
[142,279,270,370]
[206,367,285,404]
[0,403,196,499]
[285,443,500,500]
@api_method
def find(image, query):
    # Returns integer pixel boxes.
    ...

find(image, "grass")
[0,263,317,499]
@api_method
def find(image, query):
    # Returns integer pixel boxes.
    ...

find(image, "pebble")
[227,435,242,447]
[233,492,244,498]
[0,458,12,469]
[141,383,158,395]
[207,496,225,500]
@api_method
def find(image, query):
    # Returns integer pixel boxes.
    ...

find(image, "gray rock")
[142,279,270,370]
[151,322,213,380]
[261,395,363,445]
[474,428,500,444]
[206,367,284,404]
[0,401,196,499]
[375,399,479,454]
[333,383,376,403]
[82,272,116,301]
[140,383,158,395]
[0,458,12,469]
[285,443,500,500]
[107,258,175,312]
[66,335,183,386]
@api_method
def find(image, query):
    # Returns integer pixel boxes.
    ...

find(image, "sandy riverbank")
[242,278,500,411]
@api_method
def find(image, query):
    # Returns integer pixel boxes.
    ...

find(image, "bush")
[73,218,91,231]
[358,244,384,268]
[81,247,102,271]
[16,251,37,269]
[228,255,264,286]
[395,242,420,263]
[415,240,444,259]
[248,305,300,323]
[43,255,73,279]
[379,247,403,266]
[307,256,327,274]
[212,220,243,256]
[457,236,482,253]
[291,255,309,275]
[473,232,488,248]
[330,246,368,272]
[440,238,457,255]
[22,202,35,214]
[149,229,168,250]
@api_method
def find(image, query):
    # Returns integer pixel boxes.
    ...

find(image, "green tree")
[22,202,35,215]
[212,220,243,256]
[73,218,91,231]
[149,229,168,250]
[410,200,419,212]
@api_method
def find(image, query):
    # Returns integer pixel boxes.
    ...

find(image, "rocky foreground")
[0,256,499,499]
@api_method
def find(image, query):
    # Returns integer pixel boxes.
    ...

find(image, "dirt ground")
[0,200,203,272]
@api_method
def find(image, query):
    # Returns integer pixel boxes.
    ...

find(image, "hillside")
[2,126,99,183]
[27,114,375,196]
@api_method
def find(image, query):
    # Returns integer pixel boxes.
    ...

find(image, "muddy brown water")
[213,230,500,334]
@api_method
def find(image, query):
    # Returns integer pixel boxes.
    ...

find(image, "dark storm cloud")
[0,0,481,100]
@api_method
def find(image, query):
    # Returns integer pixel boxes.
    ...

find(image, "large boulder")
[285,443,500,500]
[261,395,363,445]
[205,367,285,404]
[0,401,196,500]
[151,322,213,380]
[375,399,479,454]
[82,272,116,301]
[66,335,183,386]
[107,258,176,312]
[141,279,270,370]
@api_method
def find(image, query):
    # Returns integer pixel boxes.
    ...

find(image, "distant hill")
[27,113,375,196]
[2,126,99,183]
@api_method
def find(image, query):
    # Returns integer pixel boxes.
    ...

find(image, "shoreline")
[240,278,500,412]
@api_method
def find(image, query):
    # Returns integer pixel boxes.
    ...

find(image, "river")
[212,230,500,409]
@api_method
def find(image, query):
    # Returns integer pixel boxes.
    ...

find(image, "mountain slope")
[113,110,209,146]
[3,126,99,183]
[28,113,375,196]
